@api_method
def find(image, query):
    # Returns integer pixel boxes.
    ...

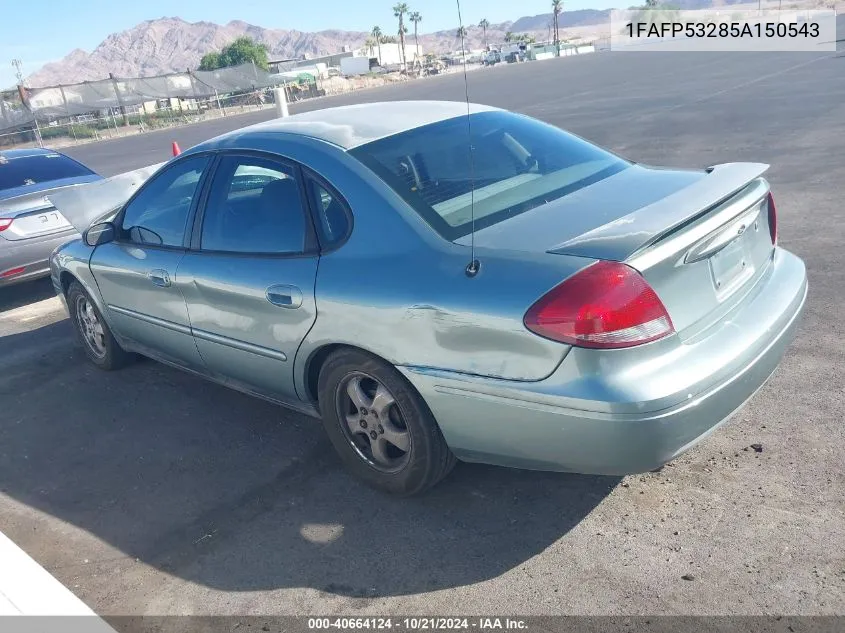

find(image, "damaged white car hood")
[47,162,166,234]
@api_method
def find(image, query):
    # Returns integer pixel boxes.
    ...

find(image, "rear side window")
[120,155,209,247]
[305,177,350,249]
[349,111,630,241]
[0,152,95,192]
[200,155,308,254]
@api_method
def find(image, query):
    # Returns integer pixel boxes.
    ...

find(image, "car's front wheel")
[318,348,456,496]
[67,281,134,371]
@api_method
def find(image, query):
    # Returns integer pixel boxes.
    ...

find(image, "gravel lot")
[1,33,844,617]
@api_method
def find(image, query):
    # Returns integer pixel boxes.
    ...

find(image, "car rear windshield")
[349,111,631,241]
[0,153,95,193]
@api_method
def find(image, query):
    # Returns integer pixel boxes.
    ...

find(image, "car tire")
[318,348,456,496]
[67,281,134,371]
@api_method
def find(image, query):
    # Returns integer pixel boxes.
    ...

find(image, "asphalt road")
[2,39,844,617]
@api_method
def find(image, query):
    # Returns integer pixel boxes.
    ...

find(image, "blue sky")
[0,0,612,88]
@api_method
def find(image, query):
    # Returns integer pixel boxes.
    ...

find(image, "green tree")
[410,11,422,61]
[504,31,514,42]
[552,0,563,47]
[479,18,490,49]
[393,3,409,68]
[198,36,269,71]
[371,26,383,64]
[199,52,221,70]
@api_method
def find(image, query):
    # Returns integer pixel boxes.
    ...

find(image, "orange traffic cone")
[171,141,181,156]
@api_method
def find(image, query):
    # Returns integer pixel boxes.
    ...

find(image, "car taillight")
[767,192,777,245]
[1,266,25,278]
[0,218,12,232]
[524,261,675,349]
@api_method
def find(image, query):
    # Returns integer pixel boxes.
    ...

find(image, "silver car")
[48,101,808,495]
[1,148,101,286]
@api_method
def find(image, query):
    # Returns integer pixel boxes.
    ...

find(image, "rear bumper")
[0,230,79,287]
[400,248,807,475]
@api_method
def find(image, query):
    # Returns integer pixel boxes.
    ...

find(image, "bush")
[38,125,97,140]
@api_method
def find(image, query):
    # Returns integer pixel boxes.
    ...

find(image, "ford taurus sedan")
[0,148,101,286]
[48,101,808,495]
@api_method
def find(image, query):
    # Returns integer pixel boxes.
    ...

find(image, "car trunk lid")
[545,162,770,261]
[0,190,75,241]
[620,170,775,338]
[462,162,775,338]
[45,162,165,234]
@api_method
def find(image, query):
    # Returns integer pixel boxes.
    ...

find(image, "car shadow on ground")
[0,277,56,312]
[0,321,619,597]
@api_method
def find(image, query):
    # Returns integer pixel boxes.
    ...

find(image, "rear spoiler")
[547,162,770,262]
[47,162,166,234]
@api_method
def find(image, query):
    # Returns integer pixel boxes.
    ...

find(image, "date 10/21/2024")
[307,617,528,630]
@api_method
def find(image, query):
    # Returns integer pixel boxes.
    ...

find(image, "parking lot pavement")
[2,38,845,616]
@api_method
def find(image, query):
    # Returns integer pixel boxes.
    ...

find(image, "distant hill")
[511,10,613,32]
[26,3,748,87]
[26,10,618,87]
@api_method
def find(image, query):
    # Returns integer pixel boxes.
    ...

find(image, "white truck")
[340,56,372,77]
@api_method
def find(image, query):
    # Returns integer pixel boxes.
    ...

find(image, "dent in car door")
[89,155,210,369]
[179,153,319,403]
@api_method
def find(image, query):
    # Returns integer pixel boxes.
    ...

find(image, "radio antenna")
[456,0,480,278]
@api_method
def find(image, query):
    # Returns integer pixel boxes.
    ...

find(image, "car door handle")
[148,269,171,287]
[266,284,302,309]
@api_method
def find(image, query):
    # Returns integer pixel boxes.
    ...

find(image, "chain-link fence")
[0,52,554,150]
[0,62,313,149]
[0,88,34,136]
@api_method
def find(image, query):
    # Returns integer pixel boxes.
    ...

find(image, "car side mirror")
[84,221,116,247]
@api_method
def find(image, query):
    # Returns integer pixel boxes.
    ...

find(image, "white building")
[360,42,423,67]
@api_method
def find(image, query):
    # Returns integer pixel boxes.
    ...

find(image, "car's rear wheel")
[67,281,134,371]
[317,348,456,495]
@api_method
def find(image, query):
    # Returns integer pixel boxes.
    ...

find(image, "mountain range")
[27,11,604,87]
[27,1,749,87]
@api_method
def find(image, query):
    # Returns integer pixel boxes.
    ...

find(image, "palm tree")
[410,11,422,62]
[371,26,383,64]
[456,26,468,55]
[364,37,376,57]
[552,0,563,48]
[504,31,514,43]
[479,18,490,49]
[393,3,409,68]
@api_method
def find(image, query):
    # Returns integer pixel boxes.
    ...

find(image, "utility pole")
[108,73,129,126]
[12,61,43,148]
[11,59,24,85]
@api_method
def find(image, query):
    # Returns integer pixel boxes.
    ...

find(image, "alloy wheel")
[336,372,411,472]
[75,295,106,359]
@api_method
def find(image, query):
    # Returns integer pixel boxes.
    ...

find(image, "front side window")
[120,155,209,247]
[200,155,307,254]
[349,111,631,241]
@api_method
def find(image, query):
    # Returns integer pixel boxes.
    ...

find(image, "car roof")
[194,100,501,151]
[0,147,68,160]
